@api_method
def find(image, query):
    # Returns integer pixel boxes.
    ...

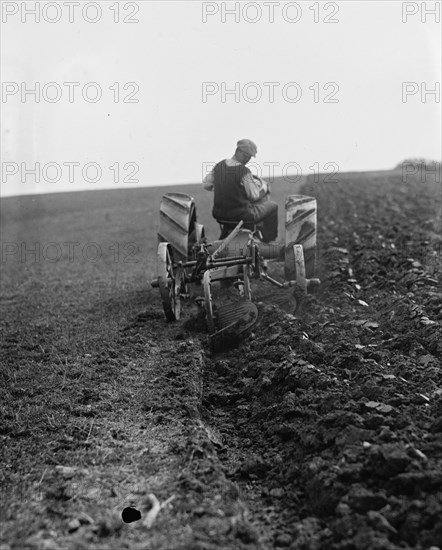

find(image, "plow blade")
[214,301,258,335]
[208,300,258,351]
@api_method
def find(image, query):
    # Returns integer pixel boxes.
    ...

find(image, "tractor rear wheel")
[157,242,184,321]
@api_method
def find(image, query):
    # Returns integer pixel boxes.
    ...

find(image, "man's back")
[212,160,250,221]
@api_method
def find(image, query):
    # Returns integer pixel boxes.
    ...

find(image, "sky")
[1,0,441,197]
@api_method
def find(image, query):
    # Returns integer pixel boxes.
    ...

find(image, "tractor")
[151,192,320,341]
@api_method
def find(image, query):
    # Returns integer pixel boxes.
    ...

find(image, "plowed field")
[1,169,441,550]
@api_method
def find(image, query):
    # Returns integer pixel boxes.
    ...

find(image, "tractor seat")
[215,218,262,240]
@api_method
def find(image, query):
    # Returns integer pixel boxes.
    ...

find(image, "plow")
[151,193,320,343]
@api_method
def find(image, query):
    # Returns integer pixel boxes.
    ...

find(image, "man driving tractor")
[202,139,278,242]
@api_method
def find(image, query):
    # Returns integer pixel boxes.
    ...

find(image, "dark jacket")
[212,160,250,221]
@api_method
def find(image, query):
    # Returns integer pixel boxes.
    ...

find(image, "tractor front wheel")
[284,244,307,292]
[203,270,216,334]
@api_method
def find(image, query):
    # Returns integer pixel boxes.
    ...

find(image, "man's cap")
[237,139,257,157]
